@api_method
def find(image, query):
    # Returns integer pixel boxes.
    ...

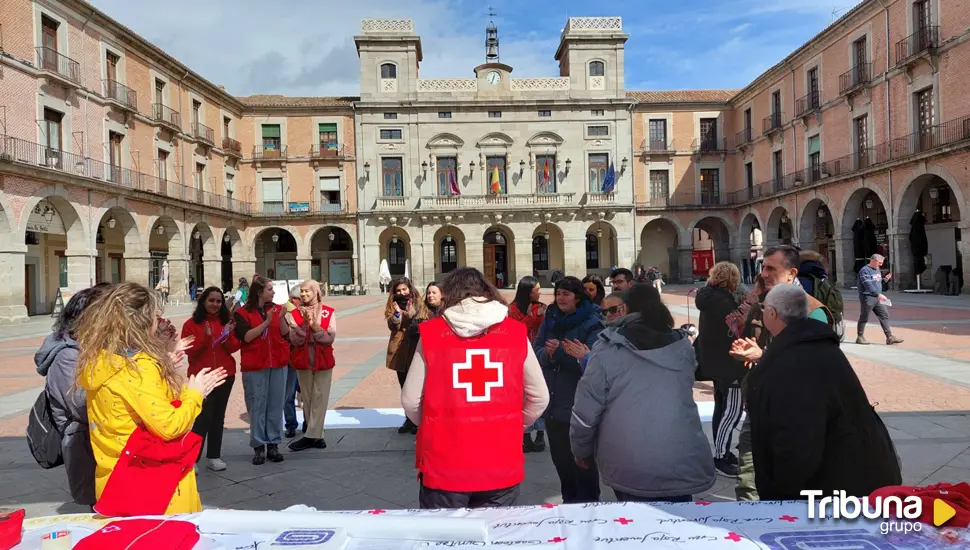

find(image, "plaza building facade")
[0,0,967,323]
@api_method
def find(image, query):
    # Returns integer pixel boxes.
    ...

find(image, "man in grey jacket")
[570,284,715,502]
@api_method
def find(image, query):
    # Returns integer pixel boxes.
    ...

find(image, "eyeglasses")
[605,306,622,315]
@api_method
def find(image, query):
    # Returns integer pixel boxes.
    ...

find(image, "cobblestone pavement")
[0,286,968,517]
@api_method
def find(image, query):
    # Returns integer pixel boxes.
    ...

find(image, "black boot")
[533,431,546,452]
[266,444,284,463]
[312,438,327,449]
[252,445,266,465]
[523,433,535,453]
[398,418,414,434]
[288,437,315,452]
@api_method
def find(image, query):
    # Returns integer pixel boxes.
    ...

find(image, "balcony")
[376,196,408,210]
[636,139,676,155]
[36,47,81,87]
[310,143,351,159]
[890,115,970,159]
[585,192,616,205]
[420,193,575,210]
[249,200,349,216]
[762,112,784,136]
[691,137,729,154]
[735,127,753,148]
[103,79,138,112]
[192,122,214,145]
[839,63,872,96]
[727,183,772,204]
[636,190,735,210]
[222,137,242,158]
[795,90,820,118]
[895,26,939,69]
[252,145,287,161]
[152,103,181,131]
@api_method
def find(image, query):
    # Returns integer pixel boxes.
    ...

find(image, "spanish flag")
[490,164,502,194]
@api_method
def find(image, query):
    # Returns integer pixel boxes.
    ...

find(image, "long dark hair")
[53,283,113,340]
[425,281,441,312]
[582,275,606,305]
[512,276,539,315]
[625,283,674,331]
[553,276,588,311]
[439,267,507,312]
[245,275,273,310]
[192,286,230,325]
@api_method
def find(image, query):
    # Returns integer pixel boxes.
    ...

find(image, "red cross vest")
[289,304,336,371]
[236,304,289,371]
[416,316,527,492]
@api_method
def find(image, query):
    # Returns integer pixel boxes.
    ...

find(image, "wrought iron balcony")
[762,112,784,135]
[637,139,675,155]
[889,115,970,159]
[839,63,872,95]
[192,122,215,145]
[103,79,137,111]
[253,145,287,161]
[420,193,575,210]
[222,137,242,157]
[152,103,181,130]
[795,90,820,117]
[691,137,728,154]
[895,26,939,67]
[310,143,350,159]
[36,47,81,86]
[249,200,349,216]
[735,127,753,147]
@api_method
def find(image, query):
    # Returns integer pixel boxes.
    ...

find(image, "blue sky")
[90,0,861,96]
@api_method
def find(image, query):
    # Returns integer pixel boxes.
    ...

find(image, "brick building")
[0,0,966,322]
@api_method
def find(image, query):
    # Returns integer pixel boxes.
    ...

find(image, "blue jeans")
[283,366,300,431]
[525,418,545,433]
[242,368,287,448]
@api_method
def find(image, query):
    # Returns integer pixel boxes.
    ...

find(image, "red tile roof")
[627,90,740,103]
[237,95,358,108]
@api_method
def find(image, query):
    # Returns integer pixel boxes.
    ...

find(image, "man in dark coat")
[745,284,901,500]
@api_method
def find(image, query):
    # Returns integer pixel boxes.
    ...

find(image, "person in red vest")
[233,275,291,465]
[285,280,336,452]
[181,287,241,472]
[402,267,549,509]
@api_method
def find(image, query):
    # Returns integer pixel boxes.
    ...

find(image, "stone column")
[959,239,970,295]
[123,254,151,287]
[413,241,427,287]
[420,239,435,285]
[0,247,28,323]
[564,237,586,277]
[466,237,484,273]
[616,236,635,272]
[202,259,222,290]
[168,255,189,302]
[514,238,533,284]
[834,237,856,288]
[65,248,97,290]
[296,256,313,282]
[232,257,257,290]
[729,246,748,267]
[678,247,694,283]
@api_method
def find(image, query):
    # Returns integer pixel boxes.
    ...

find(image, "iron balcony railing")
[890,115,970,158]
[762,112,784,134]
[839,63,872,95]
[636,190,736,209]
[192,122,215,144]
[36,47,81,85]
[152,103,181,129]
[103,79,138,110]
[310,143,350,159]
[895,26,939,67]
[250,200,349,216]
[253,145,288,160]
[222,137,242,157]
[691,137,729,153]
[637,139,676,154]
[795,90,820,117]
[736,127,753,147]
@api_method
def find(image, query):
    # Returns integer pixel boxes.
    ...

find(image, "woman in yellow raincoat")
[76,282,227,514]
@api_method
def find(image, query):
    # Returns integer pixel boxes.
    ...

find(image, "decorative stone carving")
[427,134,465,149]
[477,133,513,148]
[527,132,564,147]
[389,216,398,226]
[361,19,414,33]
[565,17,622,32]
[510,78,570,91]
[417,79,477,92]
[380,143,402,151]
[381,79,397,93]
[444,215,452,223]
[589,76,605,91]
[587,140,606,148]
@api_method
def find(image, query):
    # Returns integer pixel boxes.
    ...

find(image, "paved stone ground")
[0,285,969,517]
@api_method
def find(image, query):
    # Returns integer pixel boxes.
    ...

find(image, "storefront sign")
[275,260,298,280]
[288,202,310,213]
[328,259,353,285]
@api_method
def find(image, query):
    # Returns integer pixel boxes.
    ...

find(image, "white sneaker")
[208,458,227,472]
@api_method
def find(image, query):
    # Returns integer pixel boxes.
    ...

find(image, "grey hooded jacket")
[34,333,96,505]
[570,315,716,498]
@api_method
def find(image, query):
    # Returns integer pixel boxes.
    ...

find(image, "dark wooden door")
[41,17,57,70]
[484,245,497,286]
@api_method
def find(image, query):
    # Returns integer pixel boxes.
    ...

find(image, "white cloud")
[88,0,560,97]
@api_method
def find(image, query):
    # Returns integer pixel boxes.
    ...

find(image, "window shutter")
[318,123,337,133]
[262,125,281,139]
[320,177,340,191]
[262,178,283,201]
[808,135,820,155]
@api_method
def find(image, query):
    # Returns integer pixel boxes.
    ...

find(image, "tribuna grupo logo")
[801,490,923,534]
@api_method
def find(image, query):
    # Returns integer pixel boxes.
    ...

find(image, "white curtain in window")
[262,178,284,202]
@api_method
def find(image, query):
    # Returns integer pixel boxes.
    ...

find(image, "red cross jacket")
[416,316,526,492]
[289,304,336,371]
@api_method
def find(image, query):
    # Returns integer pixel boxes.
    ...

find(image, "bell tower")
[485,8,499,63]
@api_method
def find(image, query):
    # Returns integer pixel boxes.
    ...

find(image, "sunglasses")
[605,306,623,315]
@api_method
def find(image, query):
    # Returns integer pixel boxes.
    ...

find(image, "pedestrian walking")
[856,254,903,345]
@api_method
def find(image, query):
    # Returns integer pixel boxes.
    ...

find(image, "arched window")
[585,233,599,270]
[380,63,397,79]
[388,239,406,276]
[589,60,605,77]
[440,237,458,273]
[532,236,549,271]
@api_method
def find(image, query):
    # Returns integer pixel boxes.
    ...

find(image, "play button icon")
[934,499,956,527]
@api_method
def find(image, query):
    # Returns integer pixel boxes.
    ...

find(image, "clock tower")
[474,10,512,93]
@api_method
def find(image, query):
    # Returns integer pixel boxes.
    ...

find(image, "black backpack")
[26,390,63,469]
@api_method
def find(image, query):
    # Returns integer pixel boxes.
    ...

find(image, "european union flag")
[601,162,616,193]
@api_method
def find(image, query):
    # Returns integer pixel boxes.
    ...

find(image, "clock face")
[486,71,501,85]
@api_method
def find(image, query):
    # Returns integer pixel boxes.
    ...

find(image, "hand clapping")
[187,367,228,398]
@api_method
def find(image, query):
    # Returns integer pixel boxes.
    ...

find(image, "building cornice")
[633,101,733,112]
[729,0,884,105]
[354,98,636,110]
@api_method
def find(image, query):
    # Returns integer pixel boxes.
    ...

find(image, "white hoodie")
[401,297,549,427]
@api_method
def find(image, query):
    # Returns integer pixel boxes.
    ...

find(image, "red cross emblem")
[725,532,742,542]
[613,517,633,525]
[778,515,798,522]
[453,349,503,402]
[548,537,567,543]
[367,509,386,515]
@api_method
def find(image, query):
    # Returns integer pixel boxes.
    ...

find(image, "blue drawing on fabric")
[760,529,897,549]
[884,530,968,549]
[270,529,336,546]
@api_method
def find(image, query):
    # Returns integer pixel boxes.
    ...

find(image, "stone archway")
[765,206,795,246]
[585,221,618,279]
[147,216,185,299]
[310,226,355,285]
[379,227,411,281]
[95,205,140,285]
[483,226,515,288]
[22,194,89,315]
[0,193,26,321]
[532,223,564,287]
[895,173,965,290]
[798,198,837,281]
[188,222,218,292]
[739,212,763,284]
[690,216,733,279]
[639,218,680,281]
[219,226,246,292]
[841,188,890,285]
[254,227,300,281]
[433,225,466,281]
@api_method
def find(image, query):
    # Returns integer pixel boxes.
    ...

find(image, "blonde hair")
[707,261,741,293]
[76,282,181,395]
